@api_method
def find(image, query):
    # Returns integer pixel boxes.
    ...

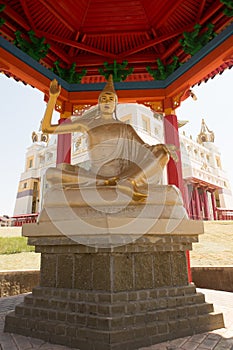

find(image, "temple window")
[47,152,53,162]
[142,115,150,132]
[27,157,33,169]
[216,156,222,169]
[153,113,162,120]
[39,155,45,164]
[75,138,82,151]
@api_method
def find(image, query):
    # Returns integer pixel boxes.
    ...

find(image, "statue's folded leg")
[45,166,97,186]
[45,166,119,188]
[128,144,170,187]
[115,144,170,201]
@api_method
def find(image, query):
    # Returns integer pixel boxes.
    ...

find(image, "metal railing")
[12,213,39,226]
[216,209,233,220]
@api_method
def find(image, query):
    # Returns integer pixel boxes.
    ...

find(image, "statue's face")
[99,92,117,114]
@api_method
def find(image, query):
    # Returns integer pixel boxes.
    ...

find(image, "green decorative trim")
[220,0,233,17]
[146,56,180,80]
[99,60,134,82]
[14,30,50,61]
[0,4,6,27]
[51,61,87,83]
[179,23,217,56]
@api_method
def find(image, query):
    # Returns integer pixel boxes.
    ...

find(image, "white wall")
[14,196,32,215]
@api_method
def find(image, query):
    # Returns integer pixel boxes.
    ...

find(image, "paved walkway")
[0,288,233,350]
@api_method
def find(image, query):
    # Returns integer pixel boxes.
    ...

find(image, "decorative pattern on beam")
[1,22,232,93]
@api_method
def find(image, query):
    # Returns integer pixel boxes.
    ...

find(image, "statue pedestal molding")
[4,185,224,350]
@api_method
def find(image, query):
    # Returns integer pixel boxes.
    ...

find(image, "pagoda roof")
[0,0,232,106]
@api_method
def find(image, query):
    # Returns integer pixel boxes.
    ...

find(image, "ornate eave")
[1,22,232,111]
[0,0,232,111]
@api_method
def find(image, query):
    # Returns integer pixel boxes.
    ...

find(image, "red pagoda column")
[210,190,217,220]
[193,186,201,220]
[203,189,210,220]
[163,114,185,199]
[56,110,72,165]
[188,186,195,219]
[163,111,191,282]
[184,183,192,217]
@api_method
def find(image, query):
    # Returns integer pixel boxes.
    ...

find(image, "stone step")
[4,310,224,350]
[30,284,198,299]
[13,300,214,330]
[23,290,206,314]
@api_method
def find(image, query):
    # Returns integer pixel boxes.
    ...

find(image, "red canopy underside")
[0,0,232,105]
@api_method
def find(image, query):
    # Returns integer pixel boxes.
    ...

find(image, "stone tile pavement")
[0,288,233,350]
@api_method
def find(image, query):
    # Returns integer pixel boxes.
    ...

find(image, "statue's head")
[98,75,118,115]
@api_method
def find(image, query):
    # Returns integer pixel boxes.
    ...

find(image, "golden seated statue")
[41,75,177,201]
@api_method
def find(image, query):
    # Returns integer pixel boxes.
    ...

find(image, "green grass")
[0,237,35,254]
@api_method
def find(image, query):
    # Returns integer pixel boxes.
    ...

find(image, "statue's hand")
[49,79,61,97]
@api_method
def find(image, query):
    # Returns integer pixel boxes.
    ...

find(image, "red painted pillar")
[56,118,72,165]
[189,187,195,219]
[210,191,217,220]
[183,183,191,218]
[163,113,192,283]
[193,186,201,220]
[203,189,210,220]
[163,114,185,199]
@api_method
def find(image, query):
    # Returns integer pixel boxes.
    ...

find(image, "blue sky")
[0,69,232,215]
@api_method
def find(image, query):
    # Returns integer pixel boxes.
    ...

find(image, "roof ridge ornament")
[197,118,215,144]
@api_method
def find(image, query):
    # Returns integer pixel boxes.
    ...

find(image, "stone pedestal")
[4,185,224,350]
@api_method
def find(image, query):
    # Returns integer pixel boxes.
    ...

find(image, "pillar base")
[5,285,224,350]
[4,185,224,349]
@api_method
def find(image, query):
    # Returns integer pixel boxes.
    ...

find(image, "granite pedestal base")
[4,185,224,349]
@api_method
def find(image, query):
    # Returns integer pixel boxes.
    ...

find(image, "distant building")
[181,119,233,220]
[13,104,233,220]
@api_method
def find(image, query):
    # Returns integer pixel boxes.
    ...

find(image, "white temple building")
[13,104,233,221]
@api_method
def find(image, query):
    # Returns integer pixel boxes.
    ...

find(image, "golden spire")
[101,74,116,95]
[197,118,215,144]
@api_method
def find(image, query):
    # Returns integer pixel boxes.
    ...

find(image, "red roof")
[1,0,232,83]
[0,0,232,108]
